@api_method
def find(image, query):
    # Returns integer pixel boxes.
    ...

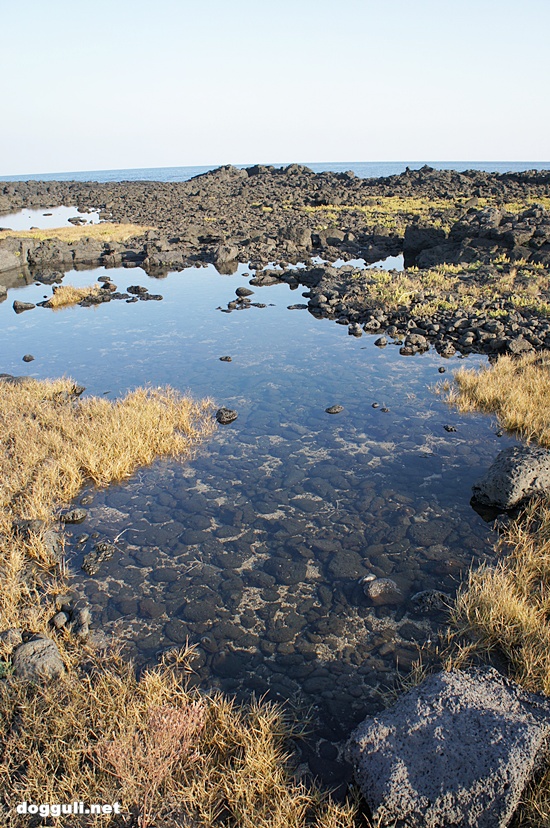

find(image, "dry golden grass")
[0,647,358,827]
[301,196,455,232]
[0,377,214,633]
[347,262,550,319]
[0,223,154,243]
[447,352,550,446]
[444,352,550,825]
[449,501,550,694]
[45,283,103,308]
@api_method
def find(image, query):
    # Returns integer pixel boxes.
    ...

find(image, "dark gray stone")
[82,541,117,575]
[60,508,87,524]
[366,577,403,606]
[216,407,238,425]
[348,667,550,828]
[472,445,550,509]
[13,636,65,681]
[13,300,36,313]
[410,589,451,613]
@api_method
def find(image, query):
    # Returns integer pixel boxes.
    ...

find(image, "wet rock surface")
[348,667,550,828]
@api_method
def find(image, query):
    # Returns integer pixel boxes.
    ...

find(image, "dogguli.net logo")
[17,801,122,817]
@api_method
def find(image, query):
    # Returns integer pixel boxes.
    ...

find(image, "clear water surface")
[0,261,517,739]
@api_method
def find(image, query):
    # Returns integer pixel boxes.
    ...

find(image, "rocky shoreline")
[2,165,550,360]
[3,166,550,825]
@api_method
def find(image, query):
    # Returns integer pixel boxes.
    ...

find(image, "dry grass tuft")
[45,283,102,308]
[447,352,550,446]
[444,352,550,825]
[0,377,214,632]
[347,261,550,319]
[0,648,358,827]
[449,500,550,694]
[0,223,154,243]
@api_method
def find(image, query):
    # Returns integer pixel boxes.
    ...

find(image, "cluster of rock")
[1,165,550,274]
[262,261,550,358]
[1,169,550,361]
[405,205,550,268]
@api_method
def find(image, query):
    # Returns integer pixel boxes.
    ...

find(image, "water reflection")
[0,204,99,231]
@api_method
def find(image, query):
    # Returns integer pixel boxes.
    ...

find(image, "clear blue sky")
[2,0,549,175]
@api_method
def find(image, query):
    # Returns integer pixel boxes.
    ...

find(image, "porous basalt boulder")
[348,667,550,828]
[13,636,65,681]
[472,445,550,509]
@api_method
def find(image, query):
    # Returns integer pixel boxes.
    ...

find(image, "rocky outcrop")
[472,445,550,509]
[348,667,550,828]
[406,205,550,268]
[2,166,550,271]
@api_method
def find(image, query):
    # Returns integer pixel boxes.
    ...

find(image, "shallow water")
[0,204,99,231]
[1,262,517,740]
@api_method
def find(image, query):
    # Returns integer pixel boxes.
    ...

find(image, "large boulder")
[472,445,550,509]
[348,667,550,828]
[13,636,65,681]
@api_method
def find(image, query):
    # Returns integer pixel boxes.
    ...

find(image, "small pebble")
[380,407,390,413]
[219,356,232,362]
[22,354,35,363]
[325,405,344,414]
[438,366,446,373]
[443,425,457,433]
[372,402,380,409]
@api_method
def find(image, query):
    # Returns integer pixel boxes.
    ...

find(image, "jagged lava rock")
[472,445,550,509]
[347,667,550,828]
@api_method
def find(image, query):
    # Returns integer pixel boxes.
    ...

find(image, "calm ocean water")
[2,161,550,183]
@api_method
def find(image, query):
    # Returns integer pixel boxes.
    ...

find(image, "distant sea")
[2,161,550,184]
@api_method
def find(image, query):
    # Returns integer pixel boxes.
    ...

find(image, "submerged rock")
[60,508,87,524]
[82,541,117,575]
[365,577,403,606]
[410,589,450,614]
[348,667,550,828]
